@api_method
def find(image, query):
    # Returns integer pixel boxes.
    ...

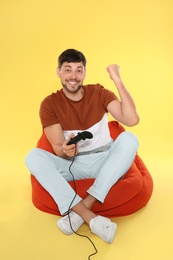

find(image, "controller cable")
[67,145,98,259]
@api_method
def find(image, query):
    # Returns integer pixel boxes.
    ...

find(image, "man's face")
[57,62,86,94]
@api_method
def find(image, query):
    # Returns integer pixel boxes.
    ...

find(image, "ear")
[84,69,86,79]
[56,67,61,78]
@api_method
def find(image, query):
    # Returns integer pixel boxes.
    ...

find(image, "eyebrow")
[64,65,84,69]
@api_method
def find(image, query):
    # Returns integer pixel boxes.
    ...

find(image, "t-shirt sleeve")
[98,85,118,109]
[39,96,59,128]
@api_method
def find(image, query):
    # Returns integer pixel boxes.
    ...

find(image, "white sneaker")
[89,216,117,243]
[57,211,84,235]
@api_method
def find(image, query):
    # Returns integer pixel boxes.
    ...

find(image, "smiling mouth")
[67,80,79,86]
[69,81,77,85]
[62,81,82,93]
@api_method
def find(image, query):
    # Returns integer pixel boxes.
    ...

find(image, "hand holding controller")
[67,131,93,145]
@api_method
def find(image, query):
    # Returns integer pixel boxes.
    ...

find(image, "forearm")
[113,79,140,126]
[44,125,77,159]
[115,79,137,109]
[106,64,140,126]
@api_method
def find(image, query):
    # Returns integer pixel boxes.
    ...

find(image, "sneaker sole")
[57,220,74,235]
[107,223,117,244]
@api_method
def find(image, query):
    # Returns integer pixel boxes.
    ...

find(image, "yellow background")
[0,0,173,259]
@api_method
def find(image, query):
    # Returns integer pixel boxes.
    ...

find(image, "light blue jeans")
[25,132,139,215]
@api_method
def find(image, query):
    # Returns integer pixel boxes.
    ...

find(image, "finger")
[65,133,74,145]
[67,146,76,157]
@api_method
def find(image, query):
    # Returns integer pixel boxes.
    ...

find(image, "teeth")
[69,81,77,85]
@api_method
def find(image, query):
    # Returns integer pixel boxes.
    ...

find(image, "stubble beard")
[62,83,82,94]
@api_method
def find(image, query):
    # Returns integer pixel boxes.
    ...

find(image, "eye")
[77,69,83,73]
[65,69,71,73]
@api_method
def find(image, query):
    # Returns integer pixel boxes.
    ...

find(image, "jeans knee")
[25,148,42,170]
[118,131,139,151]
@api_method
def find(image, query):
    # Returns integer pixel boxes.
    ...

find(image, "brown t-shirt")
[39,84,117,152]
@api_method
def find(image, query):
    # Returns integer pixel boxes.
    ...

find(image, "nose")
[70,71,77,78]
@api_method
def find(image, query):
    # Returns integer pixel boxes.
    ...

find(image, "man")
[25,49,139,244]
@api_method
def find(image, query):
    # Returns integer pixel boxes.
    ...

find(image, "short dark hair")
[58,49,87,68]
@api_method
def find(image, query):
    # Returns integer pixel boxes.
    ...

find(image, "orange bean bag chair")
[30,121,153,217]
